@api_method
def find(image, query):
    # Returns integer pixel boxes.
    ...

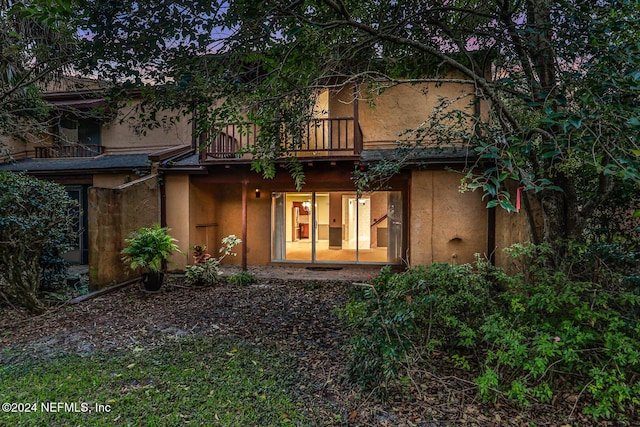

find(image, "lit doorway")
[271,191,402,264]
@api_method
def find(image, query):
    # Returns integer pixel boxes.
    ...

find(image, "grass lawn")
[0,337,307,426]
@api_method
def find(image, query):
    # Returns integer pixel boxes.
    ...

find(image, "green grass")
[0,337,307,426]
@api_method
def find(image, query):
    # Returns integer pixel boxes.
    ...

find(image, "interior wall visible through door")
[271,190,402,263]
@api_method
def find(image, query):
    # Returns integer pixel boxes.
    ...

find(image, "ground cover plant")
[2,269,638,425]
[341,244,640,422]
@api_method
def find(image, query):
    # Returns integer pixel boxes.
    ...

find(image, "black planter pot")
[142,271,164,292]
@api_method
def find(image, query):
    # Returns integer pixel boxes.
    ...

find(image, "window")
[57,115,101,147]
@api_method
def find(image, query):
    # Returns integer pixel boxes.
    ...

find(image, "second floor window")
[57,115,102,147]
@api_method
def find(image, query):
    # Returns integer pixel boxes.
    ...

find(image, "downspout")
[159,175,166,228]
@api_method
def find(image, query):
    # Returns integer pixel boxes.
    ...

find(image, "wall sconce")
[255,188,261,199]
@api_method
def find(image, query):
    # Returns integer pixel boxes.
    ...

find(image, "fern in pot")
[121,224,182,291]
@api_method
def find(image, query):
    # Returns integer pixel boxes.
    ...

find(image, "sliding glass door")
[271,190,402,264]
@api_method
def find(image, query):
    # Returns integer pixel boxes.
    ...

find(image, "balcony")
[199,118,363,162]
[34,145,105,159]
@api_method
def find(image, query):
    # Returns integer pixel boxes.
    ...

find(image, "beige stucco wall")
[329,82,477,150]
[493,180,541,269]
[409,170,488,266]
[164,168,538,270]
[88,174,159,289]
[93,173,142,189]
[188,180,223,267]
[164,174,191,270]
[165,176,282,269]
[102,103,192,154]
[1,135,36,159]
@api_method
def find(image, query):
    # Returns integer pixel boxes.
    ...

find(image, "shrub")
[228,271,255,286]
[0,172,77,312]
[485,243,640,419]
[185,258,222,285]
[39,247,71,291]
[341,263,495,394]
[184,235,242,286]
[342,245,640,420]
[121,224,182,273]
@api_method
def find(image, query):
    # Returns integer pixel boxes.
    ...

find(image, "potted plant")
[121,224,182,291]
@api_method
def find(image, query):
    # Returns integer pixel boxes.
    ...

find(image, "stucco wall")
[494,181,542,269]
[165,176,292,269]
[164,175,191,270]
[410,170,488,266]
[93,173,139,189]
[88,174,159,289]
[102,103,192,154]
[188,180,220,266]
[1,136,26,159]
[329,82,477,150]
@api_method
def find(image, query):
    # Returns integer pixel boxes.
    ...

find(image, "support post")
[353,84,362,154]
[241,180,248,271]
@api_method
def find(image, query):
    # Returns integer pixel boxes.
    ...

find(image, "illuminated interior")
[271,191,403,263]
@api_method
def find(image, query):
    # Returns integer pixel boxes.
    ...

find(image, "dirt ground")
[0,268,632,426]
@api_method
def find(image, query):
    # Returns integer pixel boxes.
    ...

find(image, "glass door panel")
[285,193,312,261]
[315,192,356,262]
[271,192,286,261]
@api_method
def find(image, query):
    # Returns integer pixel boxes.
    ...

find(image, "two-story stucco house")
[1,78,532,289]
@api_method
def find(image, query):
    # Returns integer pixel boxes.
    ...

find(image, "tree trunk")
[537,174,581,267]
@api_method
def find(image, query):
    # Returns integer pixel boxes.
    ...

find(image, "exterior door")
[271,190,402,264]
[63,186,88,264]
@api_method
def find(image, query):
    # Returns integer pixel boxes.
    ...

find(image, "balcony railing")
[199,117,363,161]
[35,145,105,158]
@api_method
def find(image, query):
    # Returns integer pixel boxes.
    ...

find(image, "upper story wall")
[101,101,192,155]
[327,80,481,151]
[1,98,193,160]
[1,136,29,160]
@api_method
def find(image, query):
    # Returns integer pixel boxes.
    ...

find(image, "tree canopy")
[13,0,638,257]
[0,0,79,146]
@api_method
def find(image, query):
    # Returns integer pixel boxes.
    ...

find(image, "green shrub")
[228,271,255,286]
[39,247,70,290]
[342,244,640,420]
[185,258,222,285]
[0,172,77,312]
[184,235,242,286]
[485,243,640,419]
[341,263,495,394]
[121,224,182,273]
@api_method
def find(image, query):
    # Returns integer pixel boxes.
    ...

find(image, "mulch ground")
[0,276,631,426]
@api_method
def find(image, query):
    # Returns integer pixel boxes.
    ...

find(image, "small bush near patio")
[228,271,255,286]
[185,236,242,286]
[342,244,640,421]
[0,337,305,426]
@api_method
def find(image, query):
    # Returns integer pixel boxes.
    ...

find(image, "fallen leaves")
[0,276,627,426]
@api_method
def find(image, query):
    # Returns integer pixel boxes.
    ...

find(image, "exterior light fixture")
[255,188,261,198]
